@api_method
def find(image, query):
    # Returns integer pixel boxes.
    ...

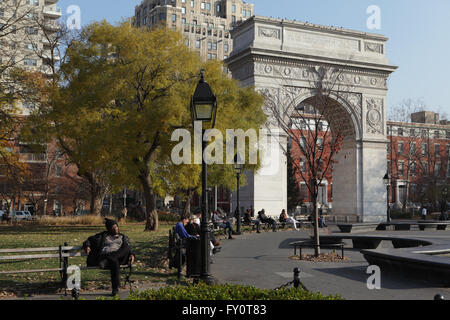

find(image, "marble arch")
[226,16,397,222]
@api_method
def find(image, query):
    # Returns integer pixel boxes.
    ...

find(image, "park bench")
[337,223,380,233]
[289,240,345,260]
[0,244,133,296]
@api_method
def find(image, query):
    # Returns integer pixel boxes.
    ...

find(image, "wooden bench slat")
[0,253,62,260]
[0,246,84,254]
[0,247,62,253]
[0,268,63,274]
[0,252,87,261]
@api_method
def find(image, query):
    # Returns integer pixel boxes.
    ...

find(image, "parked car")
[11,211,32,221]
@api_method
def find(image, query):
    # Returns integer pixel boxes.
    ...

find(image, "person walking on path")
[421,207,427,220]
[83,218,135,297]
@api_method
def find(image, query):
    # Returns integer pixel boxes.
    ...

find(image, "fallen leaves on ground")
[289,253,350,262]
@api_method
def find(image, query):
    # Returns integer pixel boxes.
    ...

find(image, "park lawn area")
[0,222,177,296]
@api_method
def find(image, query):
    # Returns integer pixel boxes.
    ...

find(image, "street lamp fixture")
[190,69,217,285]
[191,70,217,129]
[383,172,391,222]
[234,153,244,235]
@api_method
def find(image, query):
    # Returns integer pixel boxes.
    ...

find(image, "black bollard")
[293,267,301,288]
[434,294,445,300]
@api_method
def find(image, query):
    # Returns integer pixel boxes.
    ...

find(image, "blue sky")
[57,0,450,115]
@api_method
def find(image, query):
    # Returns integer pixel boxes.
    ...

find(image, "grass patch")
[0,222,178,296]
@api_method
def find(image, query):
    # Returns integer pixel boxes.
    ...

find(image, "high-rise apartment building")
[0,0,62,76]
[0,0,66,216]
[134,0,254,61]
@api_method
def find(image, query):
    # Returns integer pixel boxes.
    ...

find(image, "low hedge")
[128,283,343,300]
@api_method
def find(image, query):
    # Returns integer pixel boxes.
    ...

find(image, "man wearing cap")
[83,218,135,296]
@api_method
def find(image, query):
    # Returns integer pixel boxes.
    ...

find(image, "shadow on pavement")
[313,266,442,290]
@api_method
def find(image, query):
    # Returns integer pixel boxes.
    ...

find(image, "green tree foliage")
[26,21,266,230]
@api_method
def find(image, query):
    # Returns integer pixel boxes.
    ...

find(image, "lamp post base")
[197,274,220,285]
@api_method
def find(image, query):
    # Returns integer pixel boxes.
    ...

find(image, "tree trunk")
[90,189,106,216]
[140,172,159,232]
[312,192,320,257]
[182,189,195,219]
[85,173,107,216]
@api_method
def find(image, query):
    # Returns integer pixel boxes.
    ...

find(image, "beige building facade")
[134,0,254,61]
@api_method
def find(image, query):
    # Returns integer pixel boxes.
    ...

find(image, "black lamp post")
[234,153,244,235]
[442,187,448,212]
[190,70,217,285]
[383,172,391,222]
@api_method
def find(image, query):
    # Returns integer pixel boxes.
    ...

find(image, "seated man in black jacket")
[258,209,277,232]
[83,218,135,296]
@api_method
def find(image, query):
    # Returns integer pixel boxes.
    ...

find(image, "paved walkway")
[211,227,450,300]
[3,227,450,300]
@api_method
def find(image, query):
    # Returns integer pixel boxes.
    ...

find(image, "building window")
[24,58,37,66]
[398,162,404,177]
[421,143,427,157]
[300,159,306,172]
[410,128,416,137]
[172,14,177,22]
[434,163,441,176]
[410,142,416,155]
[434,130,440,139]
[317,138,323,151]
[410,162,416,176]
[398,128,403,136]
[181,7,186,14]
[398,142,404,154]
[435,144,441,158]
[232,4,236,13]
[224,43,229,53]
[421,130,428,138]
[195,40,201,48]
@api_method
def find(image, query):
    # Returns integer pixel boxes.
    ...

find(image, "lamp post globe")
[190,69,218,285]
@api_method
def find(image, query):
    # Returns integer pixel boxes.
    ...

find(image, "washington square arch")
[226,16,398,223]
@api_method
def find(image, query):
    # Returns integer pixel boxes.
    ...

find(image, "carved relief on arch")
[366,97,384,135]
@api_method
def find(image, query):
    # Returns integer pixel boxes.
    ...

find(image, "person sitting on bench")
[258,209,277,232]
[83,218,135,297]
[212,210,235,239]
[279,209,299,231]
[186,214,221,254]
[244,209,261,233]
